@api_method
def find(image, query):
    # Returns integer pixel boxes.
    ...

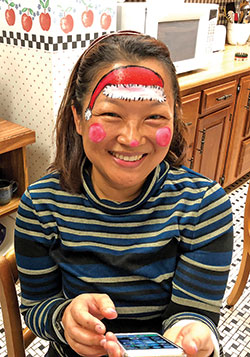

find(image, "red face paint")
[85,65,166,121]
[89,123,106,143]
[156,127,172,147]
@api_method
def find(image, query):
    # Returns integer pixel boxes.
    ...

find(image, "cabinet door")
[223,75,250,186]
[193,107,230,182]
[237,137,250,177]
[181,92,201,168]
[240,80,250,138]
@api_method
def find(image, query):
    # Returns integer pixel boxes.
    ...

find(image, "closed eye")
[147,114,163,120]
[101,112,120,118]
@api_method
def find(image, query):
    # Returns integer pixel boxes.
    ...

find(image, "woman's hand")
[164,321,214,357]
[62,293,118,357]
[102,332,123,357]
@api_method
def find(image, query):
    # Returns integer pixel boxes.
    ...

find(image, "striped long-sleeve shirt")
[14,160,233,357]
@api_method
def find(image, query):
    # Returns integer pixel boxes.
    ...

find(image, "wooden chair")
[227,181,250,306]
[0,248,36,356]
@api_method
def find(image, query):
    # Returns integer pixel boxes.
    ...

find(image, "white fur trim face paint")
[85,65,166,121]
[103,84,166,102]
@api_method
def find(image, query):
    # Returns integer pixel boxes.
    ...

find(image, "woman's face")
[73,59,174,201]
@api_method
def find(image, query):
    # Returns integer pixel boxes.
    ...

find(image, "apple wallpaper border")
[0,0,116,52]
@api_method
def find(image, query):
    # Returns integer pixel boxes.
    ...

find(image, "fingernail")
[100,338,106,347]
[105,308,117,314]
[95,324,104,333]
[190,340,198,352]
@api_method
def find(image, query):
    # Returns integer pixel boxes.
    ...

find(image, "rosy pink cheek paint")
[156,127,172,147]
[88,123,106,143]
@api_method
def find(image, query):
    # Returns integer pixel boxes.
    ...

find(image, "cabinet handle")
[196,129,206,154]
[185,122,192,127]
[216,94,232,101]
[245,92,250,111]
[187,157,194,169]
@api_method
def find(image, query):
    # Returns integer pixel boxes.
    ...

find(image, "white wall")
[0,0,116,255]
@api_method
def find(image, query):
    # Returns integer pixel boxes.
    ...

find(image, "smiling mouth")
[110,151,145,162]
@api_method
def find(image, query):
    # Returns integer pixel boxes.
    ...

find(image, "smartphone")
[115,332,186,357]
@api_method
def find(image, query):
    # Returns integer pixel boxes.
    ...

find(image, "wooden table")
[0,119,35,216]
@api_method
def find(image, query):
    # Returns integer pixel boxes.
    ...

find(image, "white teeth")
[111,152,143,162]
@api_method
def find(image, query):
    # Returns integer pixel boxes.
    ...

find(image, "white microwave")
[117,2,219,74]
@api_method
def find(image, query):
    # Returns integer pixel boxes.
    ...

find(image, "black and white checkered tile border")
[0,31,107,52]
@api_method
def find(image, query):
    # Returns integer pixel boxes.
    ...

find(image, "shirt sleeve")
[162,181,233,339]
[14,188,71,343]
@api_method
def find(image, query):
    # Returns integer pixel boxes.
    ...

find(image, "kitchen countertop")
[178,44,250,92]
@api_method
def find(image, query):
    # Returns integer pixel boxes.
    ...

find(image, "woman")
[15,31,233,357]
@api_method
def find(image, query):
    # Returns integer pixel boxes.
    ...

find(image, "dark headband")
[83,30,144,57]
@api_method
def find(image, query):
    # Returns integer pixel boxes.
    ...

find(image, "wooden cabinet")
[181,92,200,168]
[193,107,232,183]
[0,119,35,217]
[179,46,250,187]
[238,137,250,176]
[194,81,237,183]
[200,80,236,116]
[223,75,250,187]
[235,76,250,179]
[181,80,237,183]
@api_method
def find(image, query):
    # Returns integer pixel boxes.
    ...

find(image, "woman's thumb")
[176,322,212,356]
[182,337,198,355]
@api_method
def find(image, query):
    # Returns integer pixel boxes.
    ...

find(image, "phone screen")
[116,333,183,352]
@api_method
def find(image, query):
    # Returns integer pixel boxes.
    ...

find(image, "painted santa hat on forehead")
[85,65,166,121]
